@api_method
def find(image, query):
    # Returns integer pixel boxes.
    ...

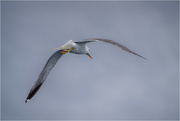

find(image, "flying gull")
[25,38,146,103]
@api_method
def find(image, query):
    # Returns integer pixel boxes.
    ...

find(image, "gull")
[25,38,146,103]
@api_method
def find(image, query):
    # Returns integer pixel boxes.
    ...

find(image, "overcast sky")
[1,1,179,120]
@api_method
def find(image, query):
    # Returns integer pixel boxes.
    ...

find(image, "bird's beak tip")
[88,54,92,59]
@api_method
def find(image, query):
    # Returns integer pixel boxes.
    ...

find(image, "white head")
[85,46,92,59]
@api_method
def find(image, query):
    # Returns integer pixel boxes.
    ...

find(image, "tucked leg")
[61,48,74,54]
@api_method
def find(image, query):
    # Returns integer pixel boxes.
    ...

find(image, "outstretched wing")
[74,40,96,44]
[25,50,64,103]
[86,38,147,59]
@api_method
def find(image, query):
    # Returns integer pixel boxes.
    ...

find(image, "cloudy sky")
[1,1,179,120]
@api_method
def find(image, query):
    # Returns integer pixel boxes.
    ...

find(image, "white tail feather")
[53,40,74,51]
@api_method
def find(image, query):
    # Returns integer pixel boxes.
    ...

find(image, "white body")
[60,40,89,55]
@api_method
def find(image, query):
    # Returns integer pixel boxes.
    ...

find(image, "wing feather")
[74,40,96,44]
[86,38,147,59]
[25,50,64,103]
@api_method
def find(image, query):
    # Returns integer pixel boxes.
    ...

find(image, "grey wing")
[86,38,147,59]
[74,40,97,44]
[25,50,64,103]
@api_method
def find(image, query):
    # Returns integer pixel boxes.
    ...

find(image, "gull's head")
[85,46,92,59]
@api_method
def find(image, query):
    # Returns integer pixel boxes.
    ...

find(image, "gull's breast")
[70,43,86,54]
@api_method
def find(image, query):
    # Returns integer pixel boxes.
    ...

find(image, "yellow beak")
[88,54,92,59]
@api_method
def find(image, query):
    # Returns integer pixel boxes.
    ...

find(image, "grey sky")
[1,1,179,120]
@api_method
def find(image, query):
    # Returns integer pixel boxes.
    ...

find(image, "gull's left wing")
[86,38,147,60]
[25,50,64,103]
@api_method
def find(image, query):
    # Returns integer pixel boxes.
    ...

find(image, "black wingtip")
[143,57,148,60]
[138,55,148,60]
[25,99,29,103]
